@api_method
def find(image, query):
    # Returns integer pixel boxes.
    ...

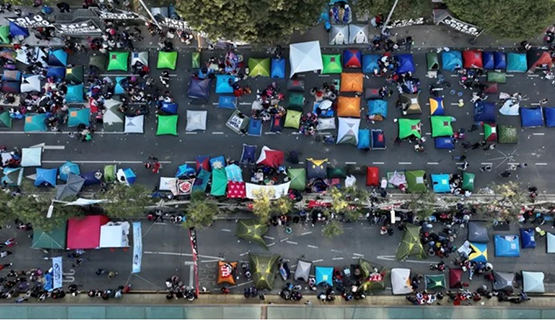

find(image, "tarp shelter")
[427,52,439,71]
[429,96,444,115]
[209,156,226,170]
[522,271,545,293]
[56,173,85,200]
[405,170,426,193]
[368,99,388,121]
[192,169,210,193]
[0,81,19,93]
[81,170,103,186]
[396,54,415,74]
[215,75,234,94]
[398,118,421,139]
[493,271,515,291]
[349,24,368,44]
[507,53,527,73]
[343,49,362,68]
[327,167,347,179]
[499,100,520,117]
[124,115,144,134]
[20,75,41,93]
[494,52,507,69]
[425,274,447,291]
[245,182,291,200]
[66,215,110,249]
[494,235,520,257]
[191,52,200,69]
[48,49,68,67]
[289,41,323,77]
[474,101,496,123]
[34,168,57,187]
[131,51,148,67]
[366,166,379,186]
[398,93,421,115]
[2,70,20,81]
[68,108,90,127]
[372,129,386,150]
[449,269,463,288]
[306,158,328,179]
[65,66,83,84]
[340,72,363,93]
[0,111,11,129]
[186,110,207,131]
[99,222,130,248]
[160,102,178,115]
[32,224,67,250]
[287,79,305,92]
[227,181,246,198]
[107,51,129,72]
[24,113,47,132]
[240,144,257,164]
[468,242,488,263]
[157,51,177,70]
[175,164,195,179]
[431,173,450,193]
[431,116,453,137]
[66,84,85,103]
[226,110,249,134]
[271,58,285,79]
[521,107,544,128]
[337,117,360,145]
[520,228,536,249]
[89,54,107,71]
[21,147,42,167]
[468,221,489,243]
[0,26,9,44]
[498,125,517,144]
[435,137,455,150]
[187,77,211,101]
[527,48,552,71]
[9,21,29,37]
[463,50,483,69]
[329,24,348,45]
[117,168,137,186]
[483,52,494,70]
[248,58,270,77]
[337,96,361,117]
[315,266,334,286]
[247,118,262,137]
[487,71,506,84]
[363,54,380,74]
[396,224,426,260]
[256,146,284,168]
[294,260,312,282]
[46,66,65,79]
[545,108,555,127]
[249,254,280,290]
[217,261,237,285]
[441,51,462,72]
[548,233,555,253]
[1,167,22,186]
[391,268,413,295]
[156,115,178,136]
[225,164,242,182]
[462,172,475,191]
[284,110,302,129]
[322,54,343,74]
[357,128,370,149]
[210,168,227,196]
[288,92,304,109]
[358,259,388,292]
[104,165,116,183]
[59,161,80,182]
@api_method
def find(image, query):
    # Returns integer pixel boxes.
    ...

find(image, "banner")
[434,9,483,37]
[132,222,142,274]
[388,18,424,28]
[188,228,199,297]
[7,15,53,28]
[156,15,190,31]
[55,20,102,35]
[52,257,63,289]
[94,9,146,20]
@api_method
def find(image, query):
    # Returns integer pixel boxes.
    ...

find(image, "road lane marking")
[239,252,249,256]
[318,75,331,77]
[267,242,275,247]
[536,163,548,166]
[332,257,344,260]
[185,132,198,135]
[221,229,231,232]
[286,241,298,245]
[376,255,431,264]
[331,249,342,253]
[30,143,65,150]
[263,236,274,240]
[424,132,431,135]
[399,162,412,165]
[280,238,289,242]
[373,162,384,165]
[481,162,493,165]
[345,161,357,164]
[533,133,545,136]
[301,231,313,236]
[352,253,364,256]
[184,161,196,164]
[312,259,323,263]
[143,251,223,260]
[42,160,171,164]
[212,132,224,135]
[427,162,439,165]
[189,266,194,288]
[307,245,318,249]
[239,102,251,105]
[200,260,220,263]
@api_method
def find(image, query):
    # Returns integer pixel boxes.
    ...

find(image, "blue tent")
[9,21,29,37]
[494,235,520,257]
[494,52,507,70]
[469,242,488,263]
[1,81,19,94]
[46,66,66,79]
[362,54,380,74]
[521,107,544,128]
[441,51,462,72]
[215,75,234,94]
[114,76,126,95]
[58,161,80,182]
[395,54,415,74]
[160,102,178,114]
[271,58,286,79]
[175,164,196,178]
[24,113,47,132]
[225,163,243,182]
[218,96,237,109]
[520,228,536,249]
[474,101,496,123]
[368,99,388,119]
[435,137,455,149]
[371,129,386,150]
[483,52,494,70]
[431,174,450,193]
[545,107,555,127]
[315,266,334,286]
[121,168,137,185]
[68,108,90,127]
[81,171,102,186]
[48,49,68,67]
[357,129,370,150]
[2,167,23,186]
[2,70,21,81]
[429,96,445,115]
[66,84,84,103]
[187,77,211,101]
[507,53,527,73]
[240,144,257,164]
[192,169,210,193]
[248,118,262,136]
[209,156,226,170]
[35,168,57,187]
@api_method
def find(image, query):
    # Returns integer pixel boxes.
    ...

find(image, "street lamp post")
[138,0,162,30]
[381,0,400,34]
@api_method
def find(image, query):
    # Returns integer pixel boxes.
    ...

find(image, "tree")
[480,181,526,223]
[183,194,218,230]
[102,183,153,220]
[251,188,274,223]
[407,190,437,221]
[0,189,14,227]
[329,186,348,214]
[353,0,433,21]
[272,196,293,216]
[322,220,344,238]
[445,0,555,39]
[9,194,80,232]
[175,0,326,44]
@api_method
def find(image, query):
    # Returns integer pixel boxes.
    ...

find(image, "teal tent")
[68,108,90,127]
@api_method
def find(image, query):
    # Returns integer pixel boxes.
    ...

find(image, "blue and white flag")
[132,222,142,273]
[52,257,63,289]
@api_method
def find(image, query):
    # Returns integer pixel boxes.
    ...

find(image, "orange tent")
[337,96,361,117]
[217,261,237,285]
[340,73,364,93]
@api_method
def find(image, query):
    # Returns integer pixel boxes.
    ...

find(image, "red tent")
[449,268,463,288]
[227,181,246,198]
[196,155,210,172]
[463,50,483,69]
[366,166,379,186]
[67,215,109,249]
[527,49,553,71]
[256,146,284,168]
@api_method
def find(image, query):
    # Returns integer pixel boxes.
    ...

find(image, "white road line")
[200,260,219,263]
[481,162,493,165]
[352,253,364,257]
[399,162,412,165]
[427,162,439,165]
[533,132,545,136]
[450,103,459,106]
[307,245,318,249]
[332,257,344,260]
[185,132,198,135]
[528,74,540,77]
[373,162,384,165]
[184,161,196,164]
[45,146,65,150]
[531,102,541,106]
[318,75,331,77]
[100,73,139,77]
[267,242,275,247]
[189,266,194,288]
[345,161,357,165]
[297,74,306,77]
[143,251,223,260]
[42,160,171,164]
[239,102,251,105]
[239,252,249,257]
[212,132,224,135]
[301,231,313,236]
[331,249,342,253]
[536,163,548,166]
[280,238,289,242]
[263,236,274,240]
[298,161,305,164]
[425,132,431,135]
[211,102,218,105]
[264,132,277,135]
[221,229,231,232]
[506,74,515,77]
[286,241,298,245]
[312,259,323,263]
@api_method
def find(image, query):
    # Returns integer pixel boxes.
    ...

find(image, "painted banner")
[434,9,483,37]
[55,20,102,35]
[132,222,142,274]
[52,256,63,289]
[94,9,146,20]
[7,15,53,28]
[156,15,190,31]
[388,18,424,28]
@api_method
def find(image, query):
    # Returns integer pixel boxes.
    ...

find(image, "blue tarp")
[248,118,262,136]
[271,58,286,79]
[67,108,90,127]
[24,113,47,132]
[46,66,66,79]
[66,84,84,103]
[35,168,57,187]
[209,156,226,170]
[362,54,380,74]
[48,49,68,67]
[521,107,544,128]
[441,51,462,72]
[315,266,334,286]
[240,144,257,164]
[483,52,494,70]
[494,235,520,257]
[9,21,29,37]
[58,161,80,182]
[215,75,234,94]
[431,174,450,193]
[160,102,178,114]
[371,129,386,150]
[545,107,555,127]
[175,164,196,178]
[395,54,415,74]
[507,53,527,73]
[368,99,388,119]
[122,168,137,185]
[225,164,243,182]
[435,137,455,149]
[192,169,210,193]
[357,129,370,150]
[188,77,211,100]
[1,167,22,186]
[474,101,496,123]
[469,242,488,263]
[343,49,362,68]
[218,96,237,109]
[494,52,507,70]
[81,171,102,186]
[114,76,126,94]
[520,228,536,249]
[430,96,444,115]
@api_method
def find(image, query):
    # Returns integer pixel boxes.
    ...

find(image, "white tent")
[329,25,348,45]
[289,41,323,78]
[131,51,149,67]
[21,147,42,167]
[103,99,124,128]
[548,233,555,253]
[499,100,520,116]
[186,110,207,131]
[99,221,130,248]
[124,115,144,134]
[21,75,42,93]
[348,24,369,44]
[159,177,177,191]
[522,271,545,293]
[336,117,360,145]
[294,260,312,282]
[391,268,413,295]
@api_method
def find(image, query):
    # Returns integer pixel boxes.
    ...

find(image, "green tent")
[484,123,497,141]
[398,118,421,139]
[68,108,90,127]
[66,65,84,84]
[284,110,302,129]
[249,253,280,290]
[157,51,178,70]
[191,52,200,69]
[426,52,439,71]
[406,170,427,193]
[156,115,178,136]
[104,165,117,183]
[31,223,67,250]
[236,220,269,249]
[425,274,447,291]
[396,224,426,261]
[498,125,517,144]
[430,116,453,137]
[288,93,305,109]
[0,26,9,44]
[462,172,475,191]
[0,111,12,129]
[210,168,227,196]
[327,167,347,179]
[359,258,388,292]
[287,168,307,191]
[248,58,271,77]
[487,71,506,84]
[89,53,107,71]
[322,54,343,74]
[107,51,129,72]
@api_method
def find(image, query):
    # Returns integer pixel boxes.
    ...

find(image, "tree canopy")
[183,193,218,230]
[102,183,153,220]
[322,220,344,238]
[175,0,326,44]
[353,0,433,21]
[445,0,555,39]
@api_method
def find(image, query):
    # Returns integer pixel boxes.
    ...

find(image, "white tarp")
[64,198,105,206]
[159,177,176,191]
[391,268,413,295]
[21,75,41,93]
[124,115,144,134]
[336,117,360,145]
[522,271,545,293]
[186,110,207,131]
[103,99,124,126]
[548,233,555,253]
[499,100,520,116]
[289,41,323,78]
[294,260,312,282]
[99,221,130,248]
[245,182,291,200]
[131,51,149,67]
[345,175,357,187]
[21,147,42,167]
